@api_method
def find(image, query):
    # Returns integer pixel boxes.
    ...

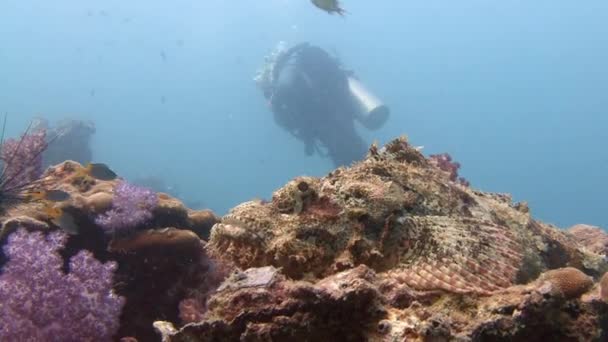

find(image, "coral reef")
[2,137,608,341]
[163,136,608,341]
[0,160,219,341]
[158,264,608,342]
[161,265,386,341]
[207,137,606,287]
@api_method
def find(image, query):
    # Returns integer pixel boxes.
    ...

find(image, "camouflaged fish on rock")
[208,137,607,295]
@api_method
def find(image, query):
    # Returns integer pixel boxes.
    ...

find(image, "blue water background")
[1,0,606,229]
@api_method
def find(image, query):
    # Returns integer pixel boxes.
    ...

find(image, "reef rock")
[568,224,608,256]
[165,137,608,341]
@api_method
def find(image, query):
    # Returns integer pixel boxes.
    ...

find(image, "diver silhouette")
[255,42,390,167]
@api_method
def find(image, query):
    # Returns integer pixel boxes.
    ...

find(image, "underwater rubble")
[1,137,607,341]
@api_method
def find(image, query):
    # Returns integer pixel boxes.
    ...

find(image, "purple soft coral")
[95,180,158,234]
[0,127,47,190]
[0,228,125,341]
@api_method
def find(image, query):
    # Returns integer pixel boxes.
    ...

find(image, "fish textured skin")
[208,137,606,295]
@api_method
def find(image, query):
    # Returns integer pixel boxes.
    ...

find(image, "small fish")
[87,163,118,180]
[108,228,199,253]
[78,163,118,181]
[160,50,167,62]
[310,0,347,16]
[45,206,79,235]
[28,189,71,202]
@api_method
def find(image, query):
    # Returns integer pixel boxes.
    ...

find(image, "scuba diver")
[254,42,390,167]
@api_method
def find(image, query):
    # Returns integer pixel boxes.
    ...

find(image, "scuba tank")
[347,76,390,131]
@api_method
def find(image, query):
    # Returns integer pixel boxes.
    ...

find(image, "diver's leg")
[321,125,368,167]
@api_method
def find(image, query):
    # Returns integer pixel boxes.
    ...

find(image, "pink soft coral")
[429,153,470,187]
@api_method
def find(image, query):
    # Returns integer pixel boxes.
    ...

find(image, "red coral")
[429,153,469,187]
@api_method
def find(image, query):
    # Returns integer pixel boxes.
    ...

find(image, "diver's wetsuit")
[268,43,368,167]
